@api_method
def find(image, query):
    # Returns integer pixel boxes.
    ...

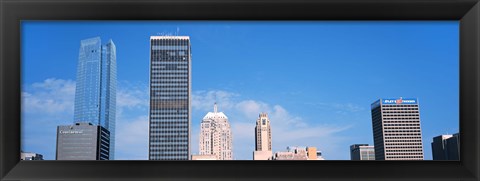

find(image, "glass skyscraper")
[73,37,117,159]
[149,36,191,160]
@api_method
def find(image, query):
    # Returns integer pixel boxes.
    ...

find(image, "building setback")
[56,122,110,160]
[431,133,460,160]
[149,36,191,160]
[253,113,273,160]
[371,97,424,160]
[350,144,375,160]
[74,37,117,159]
[199,103,233,160]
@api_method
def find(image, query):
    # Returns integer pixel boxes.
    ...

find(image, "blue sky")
[21,21,459,160]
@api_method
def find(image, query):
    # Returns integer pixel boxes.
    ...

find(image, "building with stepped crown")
[199,103,233,160]
[253,113,273,160]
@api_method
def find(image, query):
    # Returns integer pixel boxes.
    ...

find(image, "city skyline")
[21,21,459,160]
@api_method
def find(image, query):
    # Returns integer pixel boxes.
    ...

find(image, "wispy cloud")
[22,78,76,115]
[115,115,149,160]
[306,102,366,114]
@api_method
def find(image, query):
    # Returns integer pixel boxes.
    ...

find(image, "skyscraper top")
[203,103,228,119]
[150,36,190,39]
[80,37,101,45]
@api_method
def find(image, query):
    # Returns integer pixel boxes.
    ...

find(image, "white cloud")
[117,86,149,109]
[115,115,149,160]
[22,78,76,114]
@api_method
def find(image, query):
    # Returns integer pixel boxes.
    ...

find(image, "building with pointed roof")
[199,103,233,160]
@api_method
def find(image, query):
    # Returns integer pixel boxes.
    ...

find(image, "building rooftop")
[203,103,228,119]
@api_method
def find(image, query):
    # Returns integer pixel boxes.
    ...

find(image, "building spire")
[214,102,218,113]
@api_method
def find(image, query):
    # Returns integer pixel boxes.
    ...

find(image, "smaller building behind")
[431,133,460,160]
[350,144,375,160]
[20,152,43,160]
[273,146,325,160]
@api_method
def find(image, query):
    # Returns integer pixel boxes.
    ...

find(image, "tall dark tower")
[149,36,191,160]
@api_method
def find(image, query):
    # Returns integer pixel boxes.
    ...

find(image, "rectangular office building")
[431,133,459,160]
[350,144,375,160]
[149,36,191,160]
[371,98,424,160]
[56,122,110,160]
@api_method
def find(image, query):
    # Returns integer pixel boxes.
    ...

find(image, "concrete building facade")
[56,122,110,160]
[371,97,424,160]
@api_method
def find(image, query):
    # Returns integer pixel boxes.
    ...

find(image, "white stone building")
[253,113,273,160]
[199,103,233,160]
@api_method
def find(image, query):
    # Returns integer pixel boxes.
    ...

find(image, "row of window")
[150,70,188,73]
[151,68,188,72]
[151,85,188,89]
[384,124,420,126]
[385,143,422,146]
[151,88,188,91]
[384,127,421,130]
[382,114,419,117]
[151,74,188,77]
[152,61,188,64]
[150,120,189,124]
[382,111,419,113]
[151,80,188,83]
[385,140,422,142]
[385,133,421,136]
[385,149,423,152]
[150,115,188,118]
[383,121,420,123]
[385,136,422,139]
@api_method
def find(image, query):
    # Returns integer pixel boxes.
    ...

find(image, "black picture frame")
[1,0,479,180]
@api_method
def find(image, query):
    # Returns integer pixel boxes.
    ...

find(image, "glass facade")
[149,36,191,160]
[73,37,116,159]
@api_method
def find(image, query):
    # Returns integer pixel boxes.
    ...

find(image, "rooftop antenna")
[214,93,218,113]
